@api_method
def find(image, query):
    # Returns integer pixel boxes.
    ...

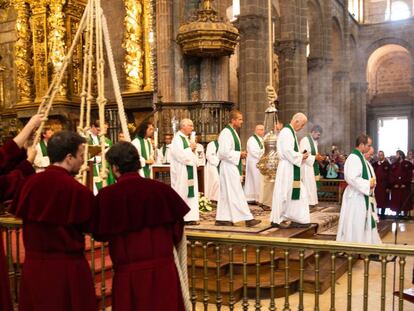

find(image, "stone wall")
[374,51,412,94]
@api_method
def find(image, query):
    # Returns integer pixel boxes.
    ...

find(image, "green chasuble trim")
[137,137,151,178]
[180,135,195,198]
[351,149,376,229]
[307,135,321,189]
[285,124,301,200]
[253,134,263,149]
[225,125,242,176]
[39,140,48,157]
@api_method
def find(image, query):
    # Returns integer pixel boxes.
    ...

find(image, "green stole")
[162,144,167,157]
[137,137,151,178]
[225,125,242,176]
[88,134,102,189]
[351,149,376,229]
[253,134,263,149]
[285,124,301,200]
[105,137,115,185]
[307,135,321,189]
[39,140,48,157]
[179,135,195,198]
[213,140,220,172]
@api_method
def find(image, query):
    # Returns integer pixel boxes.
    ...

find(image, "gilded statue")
[14,0,33,101]
[123,0,145,91]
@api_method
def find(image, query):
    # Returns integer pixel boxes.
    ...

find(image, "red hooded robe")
[10,165,97,311]
[92,172,190,311]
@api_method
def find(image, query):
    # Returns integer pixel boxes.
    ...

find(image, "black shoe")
[184,221,200,226]
[290,222,312,228]
[215,220,234,226]
[245,219,261,227]
[261,205,271,211]
[270,221,290,229]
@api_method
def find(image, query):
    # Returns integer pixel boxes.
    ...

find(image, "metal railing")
[0,216,112,310]
[2,216,414,310]
[186,231,414,311]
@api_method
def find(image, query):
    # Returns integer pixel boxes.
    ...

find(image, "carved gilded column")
[48,0,67,97]
[123,0,145,91]
[0,64,5,109]
[30,0,49,103]
[143,0,155,91]
[14,0,33,104]
[65,0,85,100]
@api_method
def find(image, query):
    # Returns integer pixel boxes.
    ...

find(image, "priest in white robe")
[299,125,323,207]
[215,110,261,227]
[33,126,54,172]
[244,125,265,203]
[270,113,311,228]
[131,121,155,178]
[170,118,200,225]
[337,137,381,244]
[204,139,220,202]
[156,134,172,164]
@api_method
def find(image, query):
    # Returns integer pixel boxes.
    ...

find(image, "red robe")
[10,165,97,311]
[92,172,190,311]
[372,160,391,209]
[0,140,27,174]
[389,160,414,212]
[0,140,33,311]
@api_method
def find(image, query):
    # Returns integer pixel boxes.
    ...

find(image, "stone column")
[200,58,213,101]
[332,71,348,152]
[236,1,268,143]
[156,0,174,101]
[14,0,33,104]
[199,57,229,102]
[276,0,308,124]
[342,0,351,151]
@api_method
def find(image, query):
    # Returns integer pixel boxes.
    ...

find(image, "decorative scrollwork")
[14,0,33,102]
[48,0,67,96]
[123,0,145,91]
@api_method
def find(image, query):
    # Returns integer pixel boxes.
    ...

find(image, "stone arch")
[365,37,414,68]
[307,0,323,59]
[331,17,344,72]
[366,44,413,104]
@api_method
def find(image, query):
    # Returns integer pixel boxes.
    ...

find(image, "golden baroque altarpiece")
[0,0,154,137]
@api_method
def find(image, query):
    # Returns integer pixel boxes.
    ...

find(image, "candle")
[190,131,196,143]
[154,128,158,148]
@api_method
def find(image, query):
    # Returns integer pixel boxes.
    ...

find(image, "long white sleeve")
[278,128,303,168]
[170,132,197,166]
[206,142,220,167]
[344,154,371,196]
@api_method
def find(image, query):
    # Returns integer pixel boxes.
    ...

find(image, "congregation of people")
[0,110,413,311]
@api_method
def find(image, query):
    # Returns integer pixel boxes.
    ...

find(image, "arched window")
[348,0,362,21]
[386,1,411,21]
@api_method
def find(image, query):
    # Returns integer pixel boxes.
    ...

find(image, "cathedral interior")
[0,0,413,153]
[2,1,414,310]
